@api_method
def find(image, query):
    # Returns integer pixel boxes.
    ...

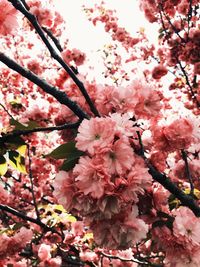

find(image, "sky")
[52,0,159,84]
[53,0,158,52]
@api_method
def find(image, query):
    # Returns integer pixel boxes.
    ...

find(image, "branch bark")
[0,204,62,236]
[8,0,100,117]
[137,131,200,217]
[0,121,81,143]
[0,52,89,120]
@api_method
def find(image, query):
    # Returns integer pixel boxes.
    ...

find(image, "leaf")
[39,204,77,226]
[12,222,24,231]
[25,121,39,130]
[82,232,94,242]
[53,204,67,214]
[45,141,84,159]
[60,156,80,171]
[0,155,7,176]
[10,118,39,131]
[8,150,27,174]
[184,188,200,199]
[10,100,23,109]
[17,145,27,157]
[10,118,27,130]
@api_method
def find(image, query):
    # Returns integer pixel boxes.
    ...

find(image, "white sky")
[52,0,159,84]
[54,0,158,52]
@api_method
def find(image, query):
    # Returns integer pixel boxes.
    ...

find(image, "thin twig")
[187,0,193,35]
[27,144,40,220]
[0,103,14,119]
[177,59,200,107]
[100,252,162,267]
[181,150,194,195]
[42,27,63,52]
[159,1,185,43]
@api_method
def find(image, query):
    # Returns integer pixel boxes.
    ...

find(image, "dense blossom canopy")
[0,0,200,266]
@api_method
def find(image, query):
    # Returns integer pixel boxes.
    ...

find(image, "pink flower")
[74,156,110,199]
[134,89,162,119]
[104,137,134,175]
[173,207,200,246]
[91,206,148,249]
[30,6,55,28]
[153,118,194,151]
[71,221,84,236]
[76,117,116,155]
[38,244,51,261]
[12,227,33,245]
[53,171,76,210]
[95,85,115,115]
[110,113,135,138]
[152,65,168,80]
[121,156,152,201]
[163,118,194,150]
[112,85,137,113]
[80,251,99,262]
[0,0,19,35]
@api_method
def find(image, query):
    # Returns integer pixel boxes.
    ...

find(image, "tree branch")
[0,103,14,119]
[177,58,200,107]
[27,144,40,220]
[0,121,81,143]
[0,52,89,120]
[0,203,62,236]
[147,164,200,216]
[100,252,161,267]
[137,131,200,217]
[42,27,63,52]
[181,149,194,195]
[8,0,100,117]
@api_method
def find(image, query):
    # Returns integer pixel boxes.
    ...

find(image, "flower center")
[109,151,116,160]
[94,134,101,140]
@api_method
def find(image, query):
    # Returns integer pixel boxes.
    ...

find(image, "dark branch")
[100,252,161,267]
[27,144,40,220]
[137,131,200,217]
[0,52,89,120]
[0,103,14,119]
[177,59,200,107]
[42,27,63,52]
[181,149,194,195]
[147,164,200,216]
[8,0,100,117]
[0,121,81,143]
[0,204,61,235]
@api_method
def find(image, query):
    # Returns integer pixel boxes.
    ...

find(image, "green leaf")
[10,118,39,131]
[10,118,27,130]
[45,141,83,159]
[60,156,80,171]
[0,155,7,176]
[12,222,24,231]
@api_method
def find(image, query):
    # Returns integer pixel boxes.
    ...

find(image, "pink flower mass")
[0,0,200,266]
[0,0,19,35]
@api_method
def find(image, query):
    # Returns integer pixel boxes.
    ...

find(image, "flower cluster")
[54,114,152,248]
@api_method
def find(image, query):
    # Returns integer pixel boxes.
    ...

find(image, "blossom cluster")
[54,114,152,248]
